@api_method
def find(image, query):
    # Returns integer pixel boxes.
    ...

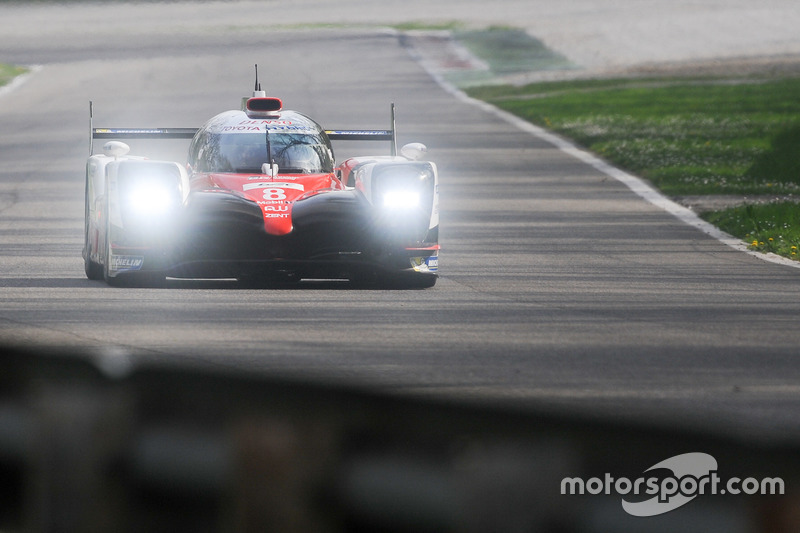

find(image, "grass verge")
[466,76,800,260]
[704,202,800,258]
[454,27,575,79]
[0,64,28,88]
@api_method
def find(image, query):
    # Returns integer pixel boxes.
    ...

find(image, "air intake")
[245,97,283,117]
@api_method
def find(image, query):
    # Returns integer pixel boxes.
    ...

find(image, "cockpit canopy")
[188,110,334,174]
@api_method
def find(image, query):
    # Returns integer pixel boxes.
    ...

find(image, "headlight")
[372,163,434,212]
[371,163,435,243]
[382,189,420,209]
[117,161,182,219]
[127,182,176,215]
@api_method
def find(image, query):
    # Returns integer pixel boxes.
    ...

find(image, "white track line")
[404,38,799,269]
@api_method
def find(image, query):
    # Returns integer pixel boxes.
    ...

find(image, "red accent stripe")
[404,245,440,251]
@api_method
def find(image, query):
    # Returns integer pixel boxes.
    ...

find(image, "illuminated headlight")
[372,163,435,232]
[126,183,176,215]
[382,189,420,209]
[117,161,183,220]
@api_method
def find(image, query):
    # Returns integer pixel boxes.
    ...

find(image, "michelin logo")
[410,256,438,273]
[110,255,144,272]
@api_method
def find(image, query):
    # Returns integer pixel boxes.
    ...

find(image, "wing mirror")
[400,143,427,161]
[103,141,130,158]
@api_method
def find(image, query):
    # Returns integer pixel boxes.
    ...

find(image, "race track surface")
[2,1,800,441]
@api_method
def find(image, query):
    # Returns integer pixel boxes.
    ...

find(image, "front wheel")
[84,177,103,280]
[84,252,103,281]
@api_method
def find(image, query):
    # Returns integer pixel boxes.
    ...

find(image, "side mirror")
[400,142,427,161]
[103,141,130,159]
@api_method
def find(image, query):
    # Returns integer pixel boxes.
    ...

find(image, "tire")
[84,252,103,281]
[84,176,103,280]
[84,213,103,280]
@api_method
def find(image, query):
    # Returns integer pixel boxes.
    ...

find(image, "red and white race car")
[83,82,439,288]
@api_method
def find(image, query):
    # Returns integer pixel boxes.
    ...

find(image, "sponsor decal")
[248,175,301,180]
[238,119,294,126]
[219,123,316,134]
[410,257,436,272]
[242,182,305,192]
[410,250,439,272]
[110,255,144,272]
[327,130,391,136]
[265,125,317,133]
[96,128,162,134]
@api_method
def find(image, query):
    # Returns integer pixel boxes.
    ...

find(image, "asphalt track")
[2,2,800,442]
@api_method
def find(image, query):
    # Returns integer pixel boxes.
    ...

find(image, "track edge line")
[402,36,800,270]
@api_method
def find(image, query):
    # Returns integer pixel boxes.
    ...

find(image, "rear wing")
[90,102,398,156]
[92,128,199,140]
[327,102,397,152]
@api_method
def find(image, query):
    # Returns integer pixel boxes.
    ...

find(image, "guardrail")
[1,347,798,532]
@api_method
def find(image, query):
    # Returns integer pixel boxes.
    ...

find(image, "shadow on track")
[0,277,434,291]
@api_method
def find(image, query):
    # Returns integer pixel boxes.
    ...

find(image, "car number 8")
[263,188,286,201]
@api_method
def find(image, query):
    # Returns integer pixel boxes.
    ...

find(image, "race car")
[83,82,439,288]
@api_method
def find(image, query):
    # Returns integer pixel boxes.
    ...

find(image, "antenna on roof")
[253,64,265,97]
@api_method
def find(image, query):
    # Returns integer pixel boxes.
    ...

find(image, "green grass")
[455,26,575,75]
[392,21,466,32]
[446,27,575,87]
[467,76,800,261]
[468,78,800,195]
[0,64,27,88]
[704,202,800,258]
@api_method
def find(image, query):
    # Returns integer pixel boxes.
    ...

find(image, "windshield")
[191,132,334,174]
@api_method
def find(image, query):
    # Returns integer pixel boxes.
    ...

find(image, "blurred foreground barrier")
[0,347,798,532]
